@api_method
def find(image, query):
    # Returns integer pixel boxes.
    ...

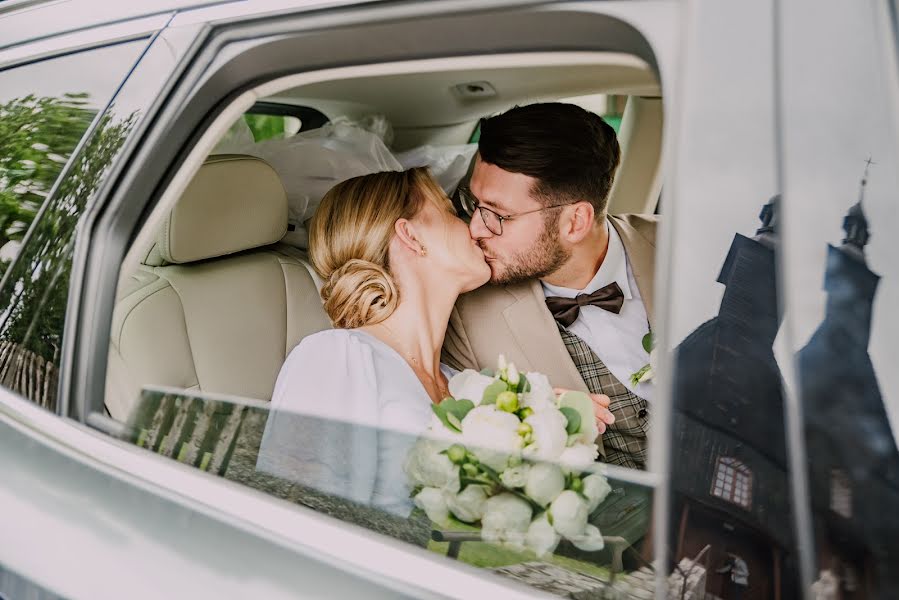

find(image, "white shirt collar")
[541,221,633,300]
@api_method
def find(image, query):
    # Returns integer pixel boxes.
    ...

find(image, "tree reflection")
[0,93,95,274]
[0,97,136,410]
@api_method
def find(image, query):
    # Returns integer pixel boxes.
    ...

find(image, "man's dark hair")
[478,102,621,217]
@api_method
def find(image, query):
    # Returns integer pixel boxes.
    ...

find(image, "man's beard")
[485,220,571,285]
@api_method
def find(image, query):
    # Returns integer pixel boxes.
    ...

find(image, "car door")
[60,2,685,598]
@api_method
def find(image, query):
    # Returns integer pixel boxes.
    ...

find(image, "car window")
[664,1,802,598]
[243,103,329,142]
[0,40,145,411]
[103,73,664,600]
[779,0,899,595]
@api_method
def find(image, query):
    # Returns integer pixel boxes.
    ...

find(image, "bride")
[257,168,612,515]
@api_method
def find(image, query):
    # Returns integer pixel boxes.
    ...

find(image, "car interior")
[103,50,665,429]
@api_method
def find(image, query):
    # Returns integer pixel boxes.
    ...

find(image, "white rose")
[570,524,605,552]
[522,409,568,463]
[414,487,450,526]
[445,485,488,523]
[582,473,612,513]
[404,438,459,490]
[481,493,533,550]
[524,462,565,508]
[558,443,599,474]
[500,464,530,489]
[526,512,560,558]
[521,372,556,412]
[460,405,523,471]
[448,369,496,405]
[550,490,589,539]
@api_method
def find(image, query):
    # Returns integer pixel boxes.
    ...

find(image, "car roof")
[0,0,236,52]
[0,0,405,55]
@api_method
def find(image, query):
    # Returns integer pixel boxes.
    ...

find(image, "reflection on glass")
[123,387,665,598]
[797,175,899,597]
[0,40,143,410]
[0,93,94,274]
[0,107,136,410]
[670,198,800,600]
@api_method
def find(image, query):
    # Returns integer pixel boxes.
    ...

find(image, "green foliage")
[641,332,653,354]
[0,97,136,370]
[480,379,507,405]
[560,406,582,435]
[516,374,531,394]
[0,93,95,276]
[431,397,475,433]
[243,114,286,142]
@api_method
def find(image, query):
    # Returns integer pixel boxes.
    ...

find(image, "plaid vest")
[557,325,649,470]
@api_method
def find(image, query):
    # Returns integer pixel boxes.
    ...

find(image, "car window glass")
[104,74,665,600]
[119,385,656,597]
[244,114,302,141]
[665,1,801,598]
[0,40,144,411]
[779,0,899,594]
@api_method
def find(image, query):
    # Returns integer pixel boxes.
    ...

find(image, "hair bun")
[320,259,399,328]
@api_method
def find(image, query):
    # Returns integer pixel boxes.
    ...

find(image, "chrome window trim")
[0,13,168,71]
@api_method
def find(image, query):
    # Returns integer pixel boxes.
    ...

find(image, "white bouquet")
[404,355,612,557]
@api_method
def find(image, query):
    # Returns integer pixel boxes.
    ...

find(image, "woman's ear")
[562,202,596,242]
[393,218,424,255]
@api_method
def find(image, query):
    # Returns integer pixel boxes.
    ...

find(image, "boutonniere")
[629,332,655,386]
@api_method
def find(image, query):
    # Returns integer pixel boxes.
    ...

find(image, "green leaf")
[642,332,654,354]
[558,391,596,440]
[516,374,531,394]
[560,406,582,435]
[481,380,508,405]
[479,368,495,377]
[446,412,463,431]
[431,397,475,432]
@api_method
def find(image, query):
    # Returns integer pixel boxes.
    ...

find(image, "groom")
[443,102,657,470]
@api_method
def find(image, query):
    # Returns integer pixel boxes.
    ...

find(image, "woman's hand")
[554,388,615,434]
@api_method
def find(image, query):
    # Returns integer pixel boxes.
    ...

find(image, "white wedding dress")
[256,329,454,516]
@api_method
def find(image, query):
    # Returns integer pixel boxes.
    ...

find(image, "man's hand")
[554,388,615,434]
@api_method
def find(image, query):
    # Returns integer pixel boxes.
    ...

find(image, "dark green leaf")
[516,375,531,394]
[560,407,582,435]
[642,332,653,354]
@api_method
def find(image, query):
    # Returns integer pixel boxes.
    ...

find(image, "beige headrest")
[158,155,287,264]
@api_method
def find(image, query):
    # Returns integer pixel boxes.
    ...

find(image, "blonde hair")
[309,168,451,329]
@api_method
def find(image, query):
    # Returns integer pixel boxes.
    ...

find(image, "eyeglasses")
[458,187,578,236]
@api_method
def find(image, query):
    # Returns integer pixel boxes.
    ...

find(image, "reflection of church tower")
[671,197,798,600]
[797,169,899,598]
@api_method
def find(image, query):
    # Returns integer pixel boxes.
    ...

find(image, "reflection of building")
[797,187,899,599]
[671,197,799,600]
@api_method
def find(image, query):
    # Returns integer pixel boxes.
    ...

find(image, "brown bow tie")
[545,282,625,327]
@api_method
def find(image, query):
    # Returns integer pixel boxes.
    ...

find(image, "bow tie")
[545,282,625,327]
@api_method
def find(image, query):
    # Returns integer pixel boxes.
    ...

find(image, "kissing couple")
[259,102,658,514]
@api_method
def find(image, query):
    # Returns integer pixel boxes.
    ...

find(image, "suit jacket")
[442,214,658,457]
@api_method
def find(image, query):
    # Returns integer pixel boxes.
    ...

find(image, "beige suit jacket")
[442,214,658,456]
